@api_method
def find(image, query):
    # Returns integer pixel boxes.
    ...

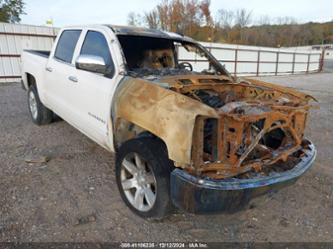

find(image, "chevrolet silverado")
[21,25,316,219]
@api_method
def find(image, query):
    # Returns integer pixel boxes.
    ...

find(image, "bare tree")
[258,15,271,25]
[199,0,212,26]
[156,1,169,30]
[275,16,297,25]
[235,8,252,28]
[216,9,234,28]
[145,10,159,29]
[127,12,143,26]
[233,8,252,43]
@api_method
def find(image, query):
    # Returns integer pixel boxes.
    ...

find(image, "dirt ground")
[0,73,332,242]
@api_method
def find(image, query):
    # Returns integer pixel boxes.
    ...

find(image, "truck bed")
[21,49,51,91]
[24,50,51,58]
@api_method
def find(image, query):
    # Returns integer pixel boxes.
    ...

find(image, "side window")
[54,30,81,63]
[80,31,112,66]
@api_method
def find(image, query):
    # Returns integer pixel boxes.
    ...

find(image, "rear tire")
[115,137,174,219]
[28,84,53,125]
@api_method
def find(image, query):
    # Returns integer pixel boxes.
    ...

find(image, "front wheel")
[115,137,174,219]
[28,85,53,125]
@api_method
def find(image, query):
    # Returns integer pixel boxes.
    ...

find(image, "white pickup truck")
[21,24,316,219]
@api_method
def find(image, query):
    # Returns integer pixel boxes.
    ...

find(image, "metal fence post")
[275,51,279,76]
[234,49,238,77]
[256,51,260,76]
[319,48,326,72]
[292,53,296,74]
[306,54,311,73]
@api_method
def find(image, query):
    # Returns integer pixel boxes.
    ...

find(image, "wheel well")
[114,118,167,153]
[26,73,36,88]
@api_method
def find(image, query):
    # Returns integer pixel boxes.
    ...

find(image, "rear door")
[44,29,82,123]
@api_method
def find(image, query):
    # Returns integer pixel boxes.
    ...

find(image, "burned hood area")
[115,34,316,180]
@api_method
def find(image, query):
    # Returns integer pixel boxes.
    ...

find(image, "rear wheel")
[28,84,53,125]
[116,137,173,219]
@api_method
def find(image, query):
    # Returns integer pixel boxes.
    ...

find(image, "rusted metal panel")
[160,75,314,179]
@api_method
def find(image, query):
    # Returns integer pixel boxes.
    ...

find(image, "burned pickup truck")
[21,25,316,218]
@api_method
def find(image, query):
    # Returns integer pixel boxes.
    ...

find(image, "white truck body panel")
[21,25,128,152]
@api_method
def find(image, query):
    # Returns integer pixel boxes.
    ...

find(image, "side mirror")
[75,54,109,75]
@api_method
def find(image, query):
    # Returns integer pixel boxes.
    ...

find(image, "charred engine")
[181,84,311,179]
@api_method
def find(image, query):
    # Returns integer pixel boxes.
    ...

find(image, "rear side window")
[54,30,81,63]
[80,31,112,66]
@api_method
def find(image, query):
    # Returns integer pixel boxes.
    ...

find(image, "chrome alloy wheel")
[120,153,157,212]
[29,90,38,120]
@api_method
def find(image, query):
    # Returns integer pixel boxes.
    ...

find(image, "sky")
[21,0,333,27]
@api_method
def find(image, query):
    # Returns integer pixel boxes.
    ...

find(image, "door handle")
[46,67,53,72]
[68,76,78,83]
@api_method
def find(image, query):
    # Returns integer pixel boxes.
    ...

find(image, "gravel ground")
[0,73,332,242]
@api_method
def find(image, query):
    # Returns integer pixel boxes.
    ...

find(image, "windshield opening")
[117,35,229,77]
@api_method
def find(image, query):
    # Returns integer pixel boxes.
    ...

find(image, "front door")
[62,29,122,147]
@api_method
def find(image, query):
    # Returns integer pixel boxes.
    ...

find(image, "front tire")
[115,137,173,219]
[28,84,53,125]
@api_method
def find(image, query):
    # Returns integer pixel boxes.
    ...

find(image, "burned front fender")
[170,139,316,214]
[112,77,218,165]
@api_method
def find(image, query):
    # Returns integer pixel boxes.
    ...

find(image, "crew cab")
[21,25,316,218]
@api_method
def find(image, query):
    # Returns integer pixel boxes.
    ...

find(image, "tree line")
[0,0,24,23]
[1,0,332,47]
[128,0,333,47]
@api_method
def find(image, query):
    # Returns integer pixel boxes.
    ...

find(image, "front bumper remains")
[170,140,316,214]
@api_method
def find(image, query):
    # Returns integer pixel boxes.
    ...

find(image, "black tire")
[27,84,53,125]
[116,137,174,219]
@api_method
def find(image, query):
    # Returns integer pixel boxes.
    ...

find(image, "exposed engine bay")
[154,75,316,179]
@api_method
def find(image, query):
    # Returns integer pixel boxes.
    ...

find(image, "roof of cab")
[106,24,194,43]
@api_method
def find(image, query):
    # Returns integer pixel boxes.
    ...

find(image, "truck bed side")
[21,50,50,104]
